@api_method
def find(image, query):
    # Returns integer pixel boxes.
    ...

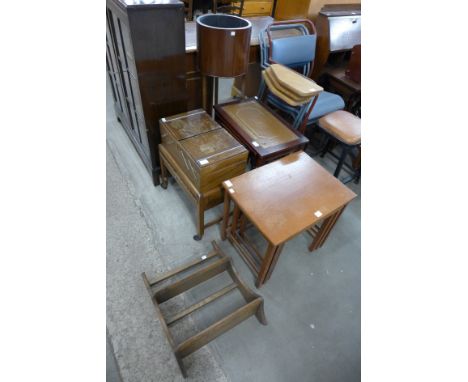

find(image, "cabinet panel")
[106,13,126,117]
[112,13,151,158]
[107,9,134,129]
[128,70,150,156]
[273,0,311,20]
[106,0,186,186]
[113,15,138,133]
[235,1,272,16]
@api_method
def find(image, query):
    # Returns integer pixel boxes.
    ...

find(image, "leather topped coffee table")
[214,98,309,168]
[221,151,357,287]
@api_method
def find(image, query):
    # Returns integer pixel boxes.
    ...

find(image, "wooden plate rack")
[142,241,267,377]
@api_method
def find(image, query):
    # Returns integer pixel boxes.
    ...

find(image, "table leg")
[239,213,247,237]
[308,206,346,252]
[194,197,205,241]
[265,243,284,282]
[231,203,240,235]
[256,242,281,288]
[251,155,261,169]
[241,73,247,98]
[353,146,361,171]
[159,151,168,189]
[202,76,214,116]
[221,189,231,241]
[214,77,219,106]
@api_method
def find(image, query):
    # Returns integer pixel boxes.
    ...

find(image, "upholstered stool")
[318,110,361,182]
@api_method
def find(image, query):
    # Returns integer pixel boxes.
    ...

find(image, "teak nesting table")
[221,151,357,287]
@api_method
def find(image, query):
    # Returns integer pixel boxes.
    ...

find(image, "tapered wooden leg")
[202,76,214,116]
[159,151,168,189]
[239,213,247,236]
[221,189,231,241]
[251,155,260,169]
[194,197,205,241]
[230,203,240,235]
[202,75,207,111]
[256,243,280,288]
[214,77,219,106]
[315,208,344,249]
[255,299,268,325]
[264,244,284,282]
[308,215,335,251]
[353,146,361,170]
[309,216,334,251]
[241,73,247,98]
[308,207,346,251]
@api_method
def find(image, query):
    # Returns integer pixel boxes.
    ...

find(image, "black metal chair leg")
[334,145,349,178]
[320,136,331,158]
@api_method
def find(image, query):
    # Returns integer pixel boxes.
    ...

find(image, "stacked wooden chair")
[258,20,345,132]
[260,63,324,132]
[260,64,361,183]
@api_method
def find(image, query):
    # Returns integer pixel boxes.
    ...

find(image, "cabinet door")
[118,20,150,157]
[111,13,150,158]
[235,1,272,16]
[274,0,310,20]
[106,54,117,102]
[106,8,133,128]
[106,13,126,117]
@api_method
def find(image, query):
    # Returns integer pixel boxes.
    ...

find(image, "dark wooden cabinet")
[273,0,311,20]
[106,0,187,185]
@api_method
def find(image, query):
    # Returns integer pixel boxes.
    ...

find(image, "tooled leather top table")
[221,151,356,287]
[214,98,309,167]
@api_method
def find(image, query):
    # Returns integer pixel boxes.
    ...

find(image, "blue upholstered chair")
[258,20,345,133]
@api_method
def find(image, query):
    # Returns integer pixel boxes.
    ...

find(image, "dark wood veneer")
[214,98,309,167]
[106,0,187,185]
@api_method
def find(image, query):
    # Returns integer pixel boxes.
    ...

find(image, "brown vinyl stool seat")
[318,110,361,182]
[319,110,361,145]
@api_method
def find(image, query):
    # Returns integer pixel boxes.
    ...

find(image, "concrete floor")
[107,78,361,381]
[107,332,122,382]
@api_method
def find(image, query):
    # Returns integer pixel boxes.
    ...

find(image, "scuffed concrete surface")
[106,144,228,382]
[106,76,360,382]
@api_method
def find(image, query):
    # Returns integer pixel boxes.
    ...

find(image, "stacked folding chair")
[260,63,324,131]
[258,20,345,132]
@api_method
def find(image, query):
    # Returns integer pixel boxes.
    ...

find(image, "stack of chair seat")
[262,63,323,108]
[258,20,345,130]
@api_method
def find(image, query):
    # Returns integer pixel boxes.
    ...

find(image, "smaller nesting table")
[221,151,357,287]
